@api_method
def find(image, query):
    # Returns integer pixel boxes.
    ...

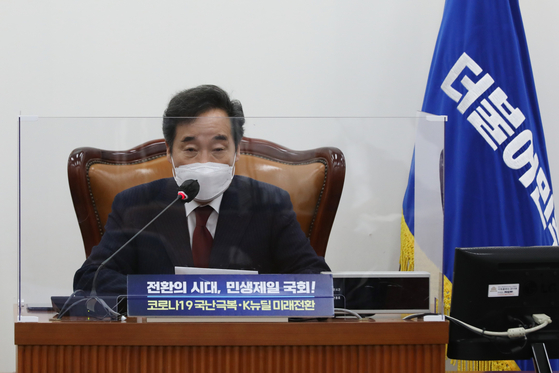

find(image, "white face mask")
[171,155,236,203]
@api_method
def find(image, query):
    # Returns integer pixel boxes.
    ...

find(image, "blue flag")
[425,0,557,279]
[420,0,557,370]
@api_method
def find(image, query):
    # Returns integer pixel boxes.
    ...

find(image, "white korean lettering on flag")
[441,52,559,245]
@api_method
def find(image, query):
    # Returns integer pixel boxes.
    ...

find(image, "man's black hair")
[163,85,245,151]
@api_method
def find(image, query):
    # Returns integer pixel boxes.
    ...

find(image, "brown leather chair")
[68,137,345,258]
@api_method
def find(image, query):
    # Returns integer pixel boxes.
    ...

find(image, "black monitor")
[447,246,559,367]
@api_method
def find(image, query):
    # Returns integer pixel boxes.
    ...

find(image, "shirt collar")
[185,194,224,216]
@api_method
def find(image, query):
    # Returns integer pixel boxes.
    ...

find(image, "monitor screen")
[447,246,559,361]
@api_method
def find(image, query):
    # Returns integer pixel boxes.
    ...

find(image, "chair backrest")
[68,137,345,258]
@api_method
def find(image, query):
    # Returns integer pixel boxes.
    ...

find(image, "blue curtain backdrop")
[417,0,557,370]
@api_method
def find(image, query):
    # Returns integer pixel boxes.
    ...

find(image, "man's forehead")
[178,133,230,142]
[176,121,232,141]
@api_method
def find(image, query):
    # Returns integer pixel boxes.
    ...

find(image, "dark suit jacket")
[73,176,330,295]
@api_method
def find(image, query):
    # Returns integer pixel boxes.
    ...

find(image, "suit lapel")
[151,179,194,267]
[209,177,253,268]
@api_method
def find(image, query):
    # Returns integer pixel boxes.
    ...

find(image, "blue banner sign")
[127,274,333,317]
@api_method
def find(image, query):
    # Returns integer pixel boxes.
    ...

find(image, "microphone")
[89,179,200,297]
[177,179,200,203]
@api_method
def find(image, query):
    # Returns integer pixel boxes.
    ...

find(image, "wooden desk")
[15,312,448,373]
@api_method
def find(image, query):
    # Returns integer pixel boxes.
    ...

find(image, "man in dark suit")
[73,85,330,295]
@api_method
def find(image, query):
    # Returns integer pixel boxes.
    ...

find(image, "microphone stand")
[90,194,182,297]
[57,180,199,320]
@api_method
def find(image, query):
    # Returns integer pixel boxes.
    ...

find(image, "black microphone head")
[177,179,200,203]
